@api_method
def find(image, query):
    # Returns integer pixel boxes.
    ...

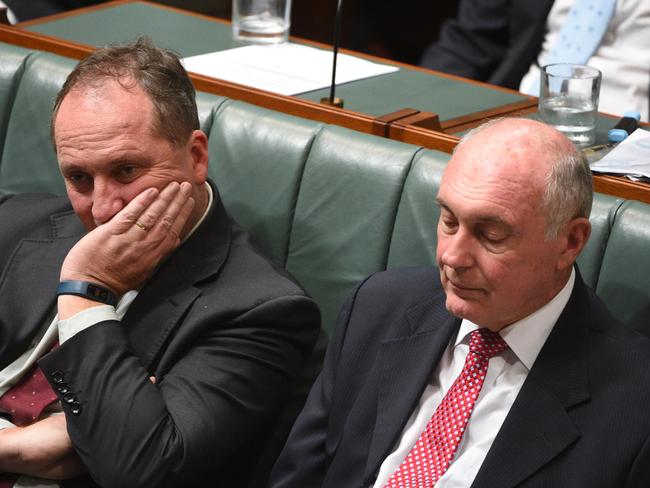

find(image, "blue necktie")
[544,0,617,65]
[524,0,617,96]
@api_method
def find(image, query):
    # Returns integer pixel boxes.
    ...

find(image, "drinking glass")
[539,64,601,147]
[232,0,291,44]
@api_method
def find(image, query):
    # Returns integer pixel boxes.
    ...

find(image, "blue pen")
[608,111,641,142]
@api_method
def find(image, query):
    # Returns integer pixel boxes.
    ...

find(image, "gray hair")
[51,37,199,148]
[457,118,593,239]
[541,148,593,239]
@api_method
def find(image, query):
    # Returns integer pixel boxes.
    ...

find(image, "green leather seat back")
[208,100,322,267]
[286,126,419,332]
[596,200,650,335]
[577,193,623,288]
[196,91,228,134]
[387,149,449,269]
[0,51,74,195]
[0,43,32,162]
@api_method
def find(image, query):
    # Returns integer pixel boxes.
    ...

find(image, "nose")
[91,180,125,226]
[439,227,475,271]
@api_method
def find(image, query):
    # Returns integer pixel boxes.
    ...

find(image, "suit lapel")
[472,275,592,488]
[0,210,83,368]
[122,185,231,371]
[364,293,460,482]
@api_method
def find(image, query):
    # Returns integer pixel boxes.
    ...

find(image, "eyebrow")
[60,155,150,171]
[435,198,510,227]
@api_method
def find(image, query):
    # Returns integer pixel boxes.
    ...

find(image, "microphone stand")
[320,0,344,108]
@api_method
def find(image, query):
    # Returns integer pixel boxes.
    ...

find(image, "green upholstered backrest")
[0,41,648,337]
[596,201,650,335]
[0,43,32,160]
[208,100,322,267]
[577,193,622,288]
[284,126,420,330]
[0,51,74,195]
[196,91,228,134]
[387,149,448,269]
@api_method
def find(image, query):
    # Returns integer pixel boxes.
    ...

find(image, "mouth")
[449,281,481,292]
[442,272,483,293]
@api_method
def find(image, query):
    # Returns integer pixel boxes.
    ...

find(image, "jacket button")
[63,392,76,404]
[51,371,64,384]
[56,384,70,394]
[70,402,82,415]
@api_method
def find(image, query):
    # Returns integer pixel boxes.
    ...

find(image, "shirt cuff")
[58,305,119,344]
[0,416,14,430]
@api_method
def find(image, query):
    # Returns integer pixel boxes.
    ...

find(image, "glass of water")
[232,0,291,44]
[539,64,601,147]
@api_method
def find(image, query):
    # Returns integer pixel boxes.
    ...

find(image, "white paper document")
[182,43,399,96]
[590,129,650,178]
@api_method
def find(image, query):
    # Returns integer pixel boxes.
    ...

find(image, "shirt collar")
[183,181,213,243]
[455,268,575,370]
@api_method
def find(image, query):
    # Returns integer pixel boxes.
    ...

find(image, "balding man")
[270,118,650,488]
[0,39,319,487]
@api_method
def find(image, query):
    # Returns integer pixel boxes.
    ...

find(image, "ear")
[556,217,591,271]
[188,130,209,185]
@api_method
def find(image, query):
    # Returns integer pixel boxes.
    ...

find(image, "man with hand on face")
[0,39,320,487]
[270,118,650,488]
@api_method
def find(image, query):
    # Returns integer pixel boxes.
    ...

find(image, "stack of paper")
[590,129,650,179]
[182,43,399,96]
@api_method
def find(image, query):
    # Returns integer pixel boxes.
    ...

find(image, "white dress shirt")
[0,183,213,487]
[373,269,575,488]
[519,0,650,121]
[0,2,17,24]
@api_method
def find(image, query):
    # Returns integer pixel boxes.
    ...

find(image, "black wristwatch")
[56,280,118,306]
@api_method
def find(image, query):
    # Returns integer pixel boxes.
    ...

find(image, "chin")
[445,292,491,324]
[445,294,471,320]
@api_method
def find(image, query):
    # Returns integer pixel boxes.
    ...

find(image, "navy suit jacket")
[0,184,320,487]
[270,267,650,487]
[420,0,555,89]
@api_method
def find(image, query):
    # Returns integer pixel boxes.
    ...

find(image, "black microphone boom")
[321,0,344,108]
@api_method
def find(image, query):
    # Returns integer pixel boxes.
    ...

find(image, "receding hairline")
[449,117,592,238]
[52,76,161,146]
[50,38,199,151]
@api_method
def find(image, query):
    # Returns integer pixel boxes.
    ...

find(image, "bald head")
[451,118,592,238]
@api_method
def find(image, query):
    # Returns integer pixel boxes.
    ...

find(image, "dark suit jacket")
[420,0,555,89]
[270,267,650,487]
[3,1,108,21]
[0,184,320,488]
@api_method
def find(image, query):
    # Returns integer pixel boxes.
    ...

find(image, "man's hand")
[0,415,85,480]
[60,181,194,304]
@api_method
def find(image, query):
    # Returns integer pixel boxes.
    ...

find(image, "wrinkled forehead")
[54,80,156,138]
[438,134,552,221]
[450,124,553,187]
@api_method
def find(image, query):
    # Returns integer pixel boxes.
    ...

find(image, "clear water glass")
[232,0,291,44]
[539,64,601,147]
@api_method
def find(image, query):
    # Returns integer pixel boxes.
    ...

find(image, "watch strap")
[57,280,118,306]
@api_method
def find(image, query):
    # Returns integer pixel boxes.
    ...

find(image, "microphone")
[320,0,344,108]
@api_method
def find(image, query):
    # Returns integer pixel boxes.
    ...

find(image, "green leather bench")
[1,41,649,338]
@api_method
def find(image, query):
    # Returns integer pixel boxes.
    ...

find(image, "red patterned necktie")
[384,328,508,488]
[0,345,59,427]
[0,344,59,487]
